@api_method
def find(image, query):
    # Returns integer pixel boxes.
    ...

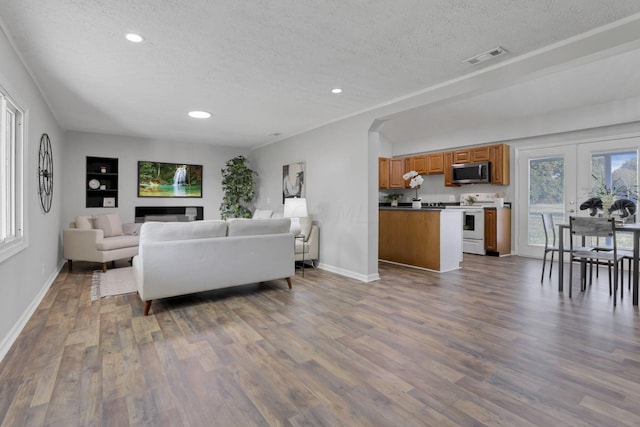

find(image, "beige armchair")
[63,214,140,272]
[295,216,319,267]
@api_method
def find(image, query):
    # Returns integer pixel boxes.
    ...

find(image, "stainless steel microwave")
[452,161,491,184]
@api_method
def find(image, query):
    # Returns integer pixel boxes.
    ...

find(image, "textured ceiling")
[2,1,640,147]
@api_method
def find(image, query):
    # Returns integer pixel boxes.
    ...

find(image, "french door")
[517,145,576,257]
[517,138,640,257]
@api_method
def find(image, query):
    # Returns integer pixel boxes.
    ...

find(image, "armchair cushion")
[75,215,94,230]
[299,216,313,239]
[93,213,123,237]
[96,234,140,251]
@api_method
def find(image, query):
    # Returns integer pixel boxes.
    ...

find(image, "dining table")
[557,222,640,305]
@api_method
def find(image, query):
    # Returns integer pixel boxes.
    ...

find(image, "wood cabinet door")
[471,146,490,162]
[389,158,405,188]
[379,157,390,188]
[404,156,415,172]
[413,155,428,174]
[484,209,497,251]
[427,153,444,174]
[453,149,471,163]
[489,144,510,185]
[443,152,459,187]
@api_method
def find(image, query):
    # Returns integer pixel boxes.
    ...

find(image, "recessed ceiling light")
[188,111,211,119]
[331,88,343,94]
[125,33,144,43]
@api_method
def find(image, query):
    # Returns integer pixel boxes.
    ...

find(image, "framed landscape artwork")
[282,161,305,203]
[138,161,203,198]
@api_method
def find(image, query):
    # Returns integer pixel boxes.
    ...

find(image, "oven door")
[462,209,484,240]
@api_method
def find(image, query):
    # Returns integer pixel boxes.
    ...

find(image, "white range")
[445,192,499,255]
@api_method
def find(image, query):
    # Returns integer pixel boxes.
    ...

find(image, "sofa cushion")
[227,218,291,236]
[141,220,227,243]
[252,209,273,219]
[75,215,94,230]
[93,214,123,237]
[96,235,140,251]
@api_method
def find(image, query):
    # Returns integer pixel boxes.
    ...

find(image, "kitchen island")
[379,207,463,272]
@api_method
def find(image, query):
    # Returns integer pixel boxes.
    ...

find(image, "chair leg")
[614,264,618,307]
[569,257,573,298]
[541,251,547,283]
[549,251,555,278]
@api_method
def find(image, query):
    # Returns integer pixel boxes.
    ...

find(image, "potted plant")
[403,170,424,209]
[220,156,257,219]
[385,193,403,207]
[590,175,639,217]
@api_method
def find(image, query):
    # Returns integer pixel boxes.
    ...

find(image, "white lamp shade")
[284,198,308,218]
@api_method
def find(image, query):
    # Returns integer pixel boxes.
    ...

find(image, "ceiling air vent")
[463,46,508,65]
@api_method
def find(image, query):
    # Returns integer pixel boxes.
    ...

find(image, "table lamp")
[284,197,308,236]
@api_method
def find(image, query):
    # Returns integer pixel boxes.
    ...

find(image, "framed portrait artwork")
[283,161,305,203]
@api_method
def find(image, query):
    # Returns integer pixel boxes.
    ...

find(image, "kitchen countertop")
[379,206,446,211]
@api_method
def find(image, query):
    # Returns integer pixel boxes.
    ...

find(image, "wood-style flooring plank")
[1,256,640,426]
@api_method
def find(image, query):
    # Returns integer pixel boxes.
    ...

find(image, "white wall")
[0,26,65,359]
[63,132,249,225]
[252,114,379,281]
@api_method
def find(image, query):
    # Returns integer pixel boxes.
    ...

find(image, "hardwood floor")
[1,255,639,426]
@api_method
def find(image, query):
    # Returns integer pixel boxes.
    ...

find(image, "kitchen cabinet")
[86,156,118,208]
[389,158,405,188]
[379,208,462,272]
[484,207,511,256]
[471,146,490,162]
[404,155,428,175]
[380,157,408,188]
[379,157,390,188]
[453,149,471,164]
[443,151,459,187]
[427,153,444,174]
[489,144,510,185]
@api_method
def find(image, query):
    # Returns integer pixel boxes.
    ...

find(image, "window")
[0,87,25,261]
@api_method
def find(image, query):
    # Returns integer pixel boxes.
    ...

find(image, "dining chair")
[568,216,623,306]
[540,213,561,282]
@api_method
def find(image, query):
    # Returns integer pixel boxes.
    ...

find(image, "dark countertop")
[379,206,445,211]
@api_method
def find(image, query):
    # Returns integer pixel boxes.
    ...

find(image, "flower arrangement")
[403,170,424,201]
[590,175,639,216]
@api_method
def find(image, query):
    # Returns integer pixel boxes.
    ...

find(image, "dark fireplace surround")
[135,206,204,223]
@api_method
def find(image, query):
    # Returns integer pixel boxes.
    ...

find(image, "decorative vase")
[412,199,422,209]
[390,199,398,207]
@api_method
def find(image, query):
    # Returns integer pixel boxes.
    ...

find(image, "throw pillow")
[75,215,94,230]
[93,214,124,238]
[252,209,273,219]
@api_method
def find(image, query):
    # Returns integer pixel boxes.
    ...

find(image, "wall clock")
[88,178,100,190]
[38,133,53,213]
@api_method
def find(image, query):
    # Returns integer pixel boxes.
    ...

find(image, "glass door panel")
[517,145,576,257]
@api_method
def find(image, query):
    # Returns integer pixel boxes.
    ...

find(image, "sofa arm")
[63,228,104,261]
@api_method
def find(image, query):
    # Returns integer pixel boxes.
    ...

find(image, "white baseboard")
[0,261,64,363]
[316,262,380,282]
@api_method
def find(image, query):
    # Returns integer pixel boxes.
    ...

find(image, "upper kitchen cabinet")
[379,157,390,188]
[379,157,406,188]
[404,155,427,175]
[489,144,510,185]
[470,146,490,162]
[389,158,405,188]
[444,152,459,187]
[427,153,444,174]
[453,149,471,164]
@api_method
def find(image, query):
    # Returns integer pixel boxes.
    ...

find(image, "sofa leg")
[101,262,107,273]
[144,300,152,316]
[67,260,73,272]
[286,277,292,289]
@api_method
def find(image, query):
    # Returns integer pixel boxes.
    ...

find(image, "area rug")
[91,267,137,301]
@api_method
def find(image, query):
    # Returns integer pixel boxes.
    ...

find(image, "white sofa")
[63,214,140,272]
[133,218,294,315]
